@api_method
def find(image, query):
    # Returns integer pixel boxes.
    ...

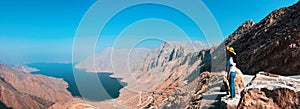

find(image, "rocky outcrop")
[221,68,246,95]
[224,20,256,46]
[186,71,254,109]
[0,75,53,109]
[49,98,98,109]
[0,64,72,109]
[10,64,39,73]
[186,71,223,109]
[142,41,208,72]
[220,72,300,109]
[224,1,300,75]
[237,72,300,109]
[220,95,240,109]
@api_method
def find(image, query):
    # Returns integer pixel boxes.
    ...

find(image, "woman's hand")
[227,66,232,80]
[227,71,230,80]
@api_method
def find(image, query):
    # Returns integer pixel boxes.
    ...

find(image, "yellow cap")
[226,46,236,55]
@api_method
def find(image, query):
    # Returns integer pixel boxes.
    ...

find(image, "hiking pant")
[229,71,236,98]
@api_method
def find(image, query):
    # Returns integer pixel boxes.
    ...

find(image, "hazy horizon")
[0,0,298,64]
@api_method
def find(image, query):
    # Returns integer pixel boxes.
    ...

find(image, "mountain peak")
[225,0,300,75]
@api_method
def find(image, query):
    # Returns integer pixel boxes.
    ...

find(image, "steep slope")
[224,1,300,75]
[0,75,52,109]
[142,41,208,72]
[0,64,72,109]
[114,41,210,108]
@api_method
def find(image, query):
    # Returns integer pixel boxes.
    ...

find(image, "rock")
[0,64,72,109]
[10,64,39,73]
[289,43,297,48]
[142,41,208,72]
[224,1,300,75]
[194,72,211,95]
[220,95,241,109]
[221,69,246,95]
[50,100,93,109]
[238,72,300,109]
[186,72,225,109]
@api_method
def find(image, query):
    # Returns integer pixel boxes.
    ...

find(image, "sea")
[27,63,127,101]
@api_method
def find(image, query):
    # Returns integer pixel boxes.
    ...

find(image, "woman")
[226,46,237,71]
[226,46,237,99]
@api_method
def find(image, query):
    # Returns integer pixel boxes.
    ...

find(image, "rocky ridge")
[220,72,300,109]
[0,64,72,109]
[112,41,210,108]
[237,72,300,109]
[224,1,300,75]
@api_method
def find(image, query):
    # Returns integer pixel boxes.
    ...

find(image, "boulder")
[238,72,300,109]
[221,69,246,96]
[220,95,240,109]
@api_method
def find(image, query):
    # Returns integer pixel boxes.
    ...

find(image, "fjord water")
[27,63,127,101]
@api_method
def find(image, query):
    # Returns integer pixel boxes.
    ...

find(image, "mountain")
[0,64,72,109]
[107,41,210,108]
[75,47,151,73]
[115,1,300,108]
[65,1,300,108]
[224,1,300,75]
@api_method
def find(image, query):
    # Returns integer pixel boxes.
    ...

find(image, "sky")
[0,0,298,64]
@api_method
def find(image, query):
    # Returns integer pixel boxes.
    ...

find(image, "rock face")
[0,64,72,109]
[224,1,300,75]
[142,41,208,72]
[112,41,209,108]
[186,71,224,109]
[238,72,300,109]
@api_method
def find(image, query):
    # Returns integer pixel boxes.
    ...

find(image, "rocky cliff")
[224,1,300,75]
[0,64,72,109]
[237,72,300,109]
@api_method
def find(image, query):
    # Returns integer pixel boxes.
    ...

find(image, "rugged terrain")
[69,1,300,108]
[74,1,300,108]
[237,72,300,109]
[1,1,299,109]
[223,1,300,75]
[0,64,72,109]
